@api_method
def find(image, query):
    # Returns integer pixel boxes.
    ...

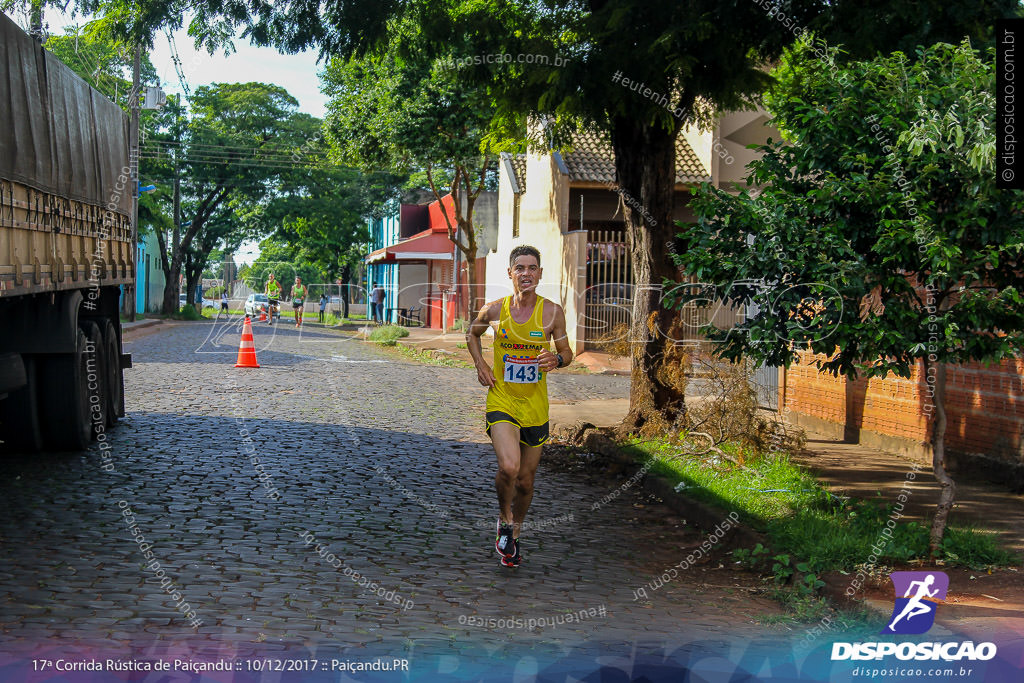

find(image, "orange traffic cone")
[259,308,267,322]
[234,316,260,368]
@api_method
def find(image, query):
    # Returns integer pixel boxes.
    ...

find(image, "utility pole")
[127,44,141,320]
[28,0,43,42]
[172,98,181,298]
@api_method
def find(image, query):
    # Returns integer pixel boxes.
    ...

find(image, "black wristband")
[555,352,564,368]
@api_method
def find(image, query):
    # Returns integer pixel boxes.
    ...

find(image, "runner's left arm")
[467,300,498,388]
[537,304,573,371]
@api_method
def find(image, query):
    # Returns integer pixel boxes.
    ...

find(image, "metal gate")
[751,362,780,410]
[583,230,631,350]
[743,299,779,409]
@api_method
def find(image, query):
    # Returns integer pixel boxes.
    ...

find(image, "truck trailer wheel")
[102,319,123,425]
[39,328,93,451]
[0,356,44,453]
[79,321,108,433]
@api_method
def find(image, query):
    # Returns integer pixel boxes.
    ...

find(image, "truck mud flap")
[0,352,27,395]
[120,353,132,369]
[0,352,26,395]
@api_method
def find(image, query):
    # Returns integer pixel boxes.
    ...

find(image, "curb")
[121,319,162,335]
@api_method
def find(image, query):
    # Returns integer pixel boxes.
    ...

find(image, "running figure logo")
[882,571,949,635]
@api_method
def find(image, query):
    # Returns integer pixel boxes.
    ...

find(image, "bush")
[368,325,410,346]
[686,352,805,457]
[174,305,204,321]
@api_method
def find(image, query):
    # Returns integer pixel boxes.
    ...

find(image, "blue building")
[135,231,167,314]
[365,213,401,323]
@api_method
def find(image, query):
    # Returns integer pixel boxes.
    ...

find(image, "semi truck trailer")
[0,13,133,453]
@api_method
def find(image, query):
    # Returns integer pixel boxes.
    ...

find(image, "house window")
[512,194,521,238]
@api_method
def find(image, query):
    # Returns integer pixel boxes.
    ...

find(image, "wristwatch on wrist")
[555,352,564,369]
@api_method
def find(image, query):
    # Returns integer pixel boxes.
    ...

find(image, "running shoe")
[500,539,521,568]
[495,520,515,558]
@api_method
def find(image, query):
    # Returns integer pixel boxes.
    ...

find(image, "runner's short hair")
[509,245,541,267]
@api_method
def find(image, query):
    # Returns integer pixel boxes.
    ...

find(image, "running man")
[888,574,940,631]
[292,276,308,327]
[467,245,573,568]
[265,273,282,325]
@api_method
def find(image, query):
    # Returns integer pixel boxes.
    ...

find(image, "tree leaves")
[676,41,1024,380]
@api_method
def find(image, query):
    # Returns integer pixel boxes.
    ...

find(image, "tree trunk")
[340,265,351,319]
[465,246,479,322]
[611,116,689,436]
[162,251,183,313]
[928,360,956,554]
[185,253,202,313]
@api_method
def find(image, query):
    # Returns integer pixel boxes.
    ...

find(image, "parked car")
[244,293,270,317]
[179,294,214,309]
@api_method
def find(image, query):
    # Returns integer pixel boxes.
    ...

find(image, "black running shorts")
[485,411,549,448]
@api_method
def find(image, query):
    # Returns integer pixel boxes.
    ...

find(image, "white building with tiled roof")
[485,109,778,354]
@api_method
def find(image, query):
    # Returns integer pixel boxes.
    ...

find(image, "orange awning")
[366,229,454,264]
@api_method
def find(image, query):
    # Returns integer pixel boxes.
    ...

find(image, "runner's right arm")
[467,300,499,388]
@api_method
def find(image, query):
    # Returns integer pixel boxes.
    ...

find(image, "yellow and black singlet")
[485,296,551,447]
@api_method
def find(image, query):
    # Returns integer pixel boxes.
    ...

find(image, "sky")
[36,7,330,118]
[28,7,332,264]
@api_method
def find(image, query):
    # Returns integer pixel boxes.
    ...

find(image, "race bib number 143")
[504,359,539,384]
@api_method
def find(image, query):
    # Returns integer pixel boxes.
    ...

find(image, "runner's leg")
[490,422,521,526]
[512,443,543,540]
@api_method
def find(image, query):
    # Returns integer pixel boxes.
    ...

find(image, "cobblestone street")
[0,321,791,676]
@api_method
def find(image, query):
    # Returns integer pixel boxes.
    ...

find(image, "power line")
[165,30,192,102]
[143,139,330,157]
[138,154,350,173]
[141,145,330,163]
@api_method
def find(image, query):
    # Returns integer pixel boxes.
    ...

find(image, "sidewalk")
[120,317,168,340]
[792,429,1024,557]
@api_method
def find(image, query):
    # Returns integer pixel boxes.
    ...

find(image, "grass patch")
[627,436,1018,574]
[368,325,411,346]
[170,305,205,321]
[392,343,471,368]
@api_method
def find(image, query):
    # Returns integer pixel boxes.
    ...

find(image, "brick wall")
[784,352,1024,466]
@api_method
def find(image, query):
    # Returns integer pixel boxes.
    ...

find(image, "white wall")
[488,151,585,353]
[397,262,429,312]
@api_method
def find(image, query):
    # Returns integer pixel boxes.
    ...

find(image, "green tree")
[676,41,1023,551]
[175,0,1010,434]
[245,237,322,298]
[44,27,159,111]
[263,117,402,317]
[144,83,309,313]
[66,0,1017,429]
[321,45,499,315]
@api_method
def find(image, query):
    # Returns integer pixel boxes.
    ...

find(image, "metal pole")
[128,44,141,321]
[29,0,43,42]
